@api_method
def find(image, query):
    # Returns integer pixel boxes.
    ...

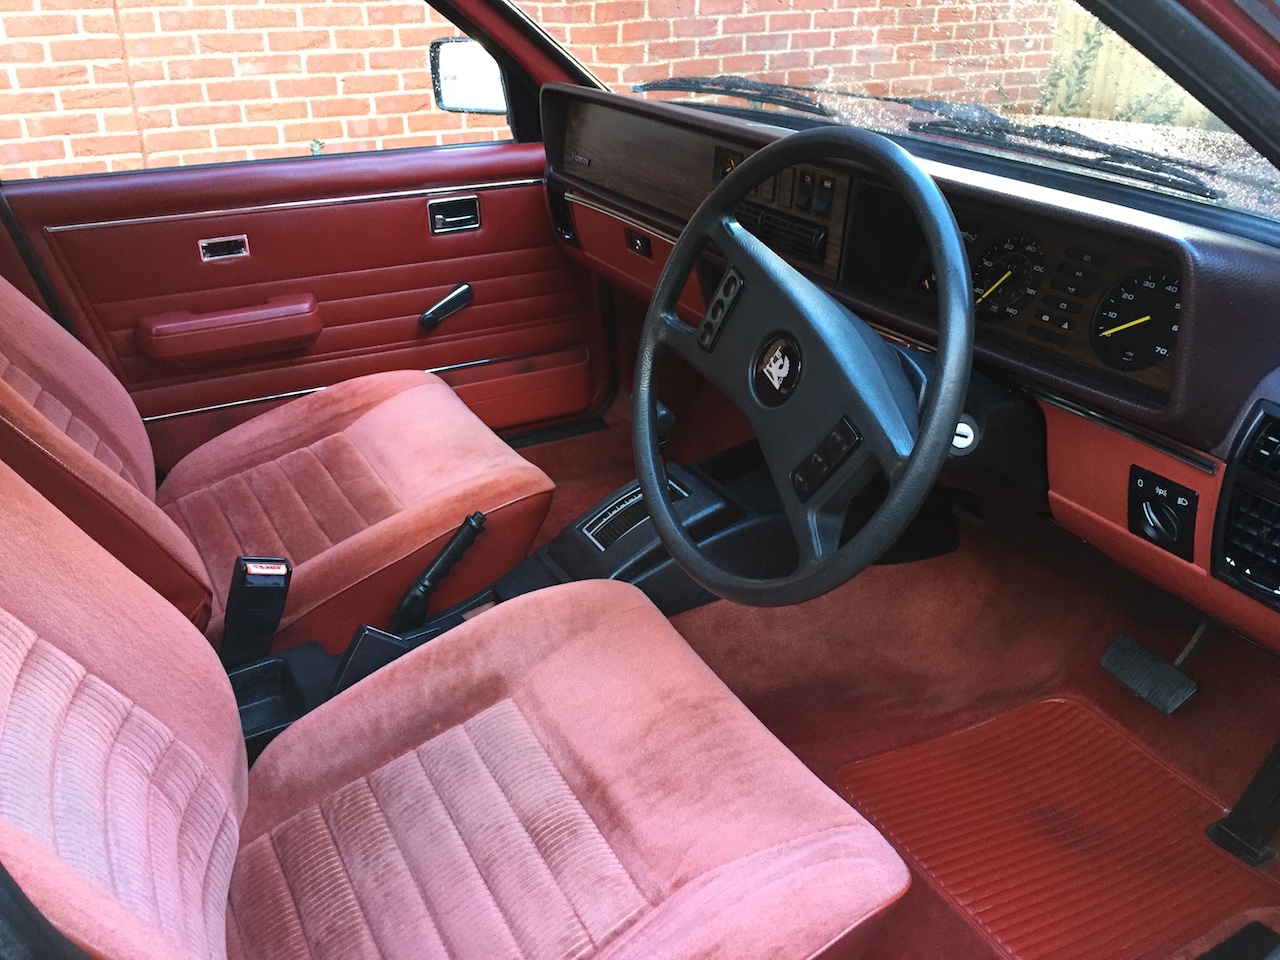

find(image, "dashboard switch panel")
[1128,466,1197,561]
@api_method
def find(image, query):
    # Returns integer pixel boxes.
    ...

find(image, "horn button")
[753,335,802,406]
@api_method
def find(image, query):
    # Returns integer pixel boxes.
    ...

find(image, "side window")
[0,0,510,180]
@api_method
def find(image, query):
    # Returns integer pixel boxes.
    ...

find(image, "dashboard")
[542,85,1280,457]
[540,83,1280,653]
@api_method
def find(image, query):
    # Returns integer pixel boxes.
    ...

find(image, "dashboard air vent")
[1245,416,1280,478]
[735,202,828,264]
[1213,402,1280,606]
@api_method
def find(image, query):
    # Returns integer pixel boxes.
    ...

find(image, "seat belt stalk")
[221,557,291,669]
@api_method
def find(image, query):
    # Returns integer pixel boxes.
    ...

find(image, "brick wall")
[1,0,1058,181]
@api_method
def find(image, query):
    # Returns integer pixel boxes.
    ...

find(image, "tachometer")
[972,235,1046,320]
[1091,269,1180,371]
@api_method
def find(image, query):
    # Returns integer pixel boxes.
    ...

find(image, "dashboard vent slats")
[1214,404,1280,605]
[735,202,827,264]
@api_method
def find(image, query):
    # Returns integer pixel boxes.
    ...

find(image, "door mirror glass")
[430,37,508,115]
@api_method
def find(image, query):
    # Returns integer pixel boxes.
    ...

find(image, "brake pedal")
[1101,618,1212,715]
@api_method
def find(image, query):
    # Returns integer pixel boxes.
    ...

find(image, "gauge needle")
[1098,314,1152,338]
[975,269,1012,305]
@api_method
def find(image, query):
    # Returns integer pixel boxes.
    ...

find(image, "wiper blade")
[910,117,1220,200]
[632,75,835,117]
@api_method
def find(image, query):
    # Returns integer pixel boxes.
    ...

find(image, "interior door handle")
[428,196,480,234]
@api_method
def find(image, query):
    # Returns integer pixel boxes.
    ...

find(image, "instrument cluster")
[844,184,1182,401]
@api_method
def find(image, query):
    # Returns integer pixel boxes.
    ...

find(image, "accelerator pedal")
[1101,618,1212,715]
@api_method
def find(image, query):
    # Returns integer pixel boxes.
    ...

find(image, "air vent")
[1213,402,1280,607]
[1245,415,1280,478]
[582,480,687,551]
[735,202,828,264]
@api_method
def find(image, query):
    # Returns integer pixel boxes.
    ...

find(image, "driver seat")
[0,275,554,653]
[0,457,909,959]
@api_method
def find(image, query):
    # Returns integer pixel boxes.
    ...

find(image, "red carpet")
[839,699,1280,960]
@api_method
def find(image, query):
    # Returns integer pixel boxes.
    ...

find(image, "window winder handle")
[419,283,474,333]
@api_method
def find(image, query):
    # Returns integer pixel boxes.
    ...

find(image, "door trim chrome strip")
[47,178,544,233]
[141,350,547,423]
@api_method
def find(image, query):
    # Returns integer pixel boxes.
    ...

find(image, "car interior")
[3,0,1280,957]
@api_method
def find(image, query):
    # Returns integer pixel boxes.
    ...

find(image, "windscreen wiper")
[633,75,835,116]
[635,75,1224,201]
[909,117,1220,199]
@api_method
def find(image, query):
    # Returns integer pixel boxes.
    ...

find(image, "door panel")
[6,141,606,468]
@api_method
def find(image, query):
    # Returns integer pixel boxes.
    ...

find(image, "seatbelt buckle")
[221,557,291,668]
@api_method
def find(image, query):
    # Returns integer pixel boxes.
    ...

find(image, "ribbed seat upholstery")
[0,276,553,653]
[0,458,909,960]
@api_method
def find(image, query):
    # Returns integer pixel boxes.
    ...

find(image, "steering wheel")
[632,126,973,606]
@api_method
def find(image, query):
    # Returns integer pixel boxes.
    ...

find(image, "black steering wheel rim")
[633,125,973,606]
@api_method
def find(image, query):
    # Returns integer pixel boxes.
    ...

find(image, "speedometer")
[972,235,1046,320]
[1091,269,1181,371]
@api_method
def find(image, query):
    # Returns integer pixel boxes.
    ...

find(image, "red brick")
[697,34,742,55]
[595,0,645,21]
[15,63,88,87]
[25,111,97,136]
[67,133,142,157]
[205,79,273,102]
[367,49,418,70]
[568,23,620,45]
[721,14,768,33]
[337,27,400,48]
[400,70,432,91]
[275,75,337,98]
[696,0,741,14]
[341,73,398,94]
[144,129,212,152]
[166,57,236,80]
[344,115,406,137]
[113,10,153,31]
[375,92,434,114]
[126,36,197,58]
[134,82,204,106]
[768,11,812,30]
[0,41,43,63]
[157,8,226,31]
[282,119,344,141]
[766,49,811,69]
[670,17,718,38]
[237,54,305,75]
[104,109,144,131]
[743,31,789,52]
[61,85,133,109]
[310,96,371,117]
[80,12,121,34]
[245,100,308,121]
[175,103,242,125]
[268,30,336,53]
[719,52,769,73]
[366,3,425,24]
[49,37,123,59]
[870,59,912,78]
[621,61,674,84]
[234,8,300,29]
[3,13,75,36]
[196,32,265,54]
[405,108,461,131]
[214,125,283,147]
[250,146,310,160]
[0,0,36,11]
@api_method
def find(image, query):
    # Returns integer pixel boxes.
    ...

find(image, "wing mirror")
[429,37,508,115]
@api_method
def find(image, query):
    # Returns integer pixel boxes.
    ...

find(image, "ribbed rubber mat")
[838,699,1280,960]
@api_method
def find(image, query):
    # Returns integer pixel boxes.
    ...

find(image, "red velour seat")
[0,275,553,653]
[0,459,908,960]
